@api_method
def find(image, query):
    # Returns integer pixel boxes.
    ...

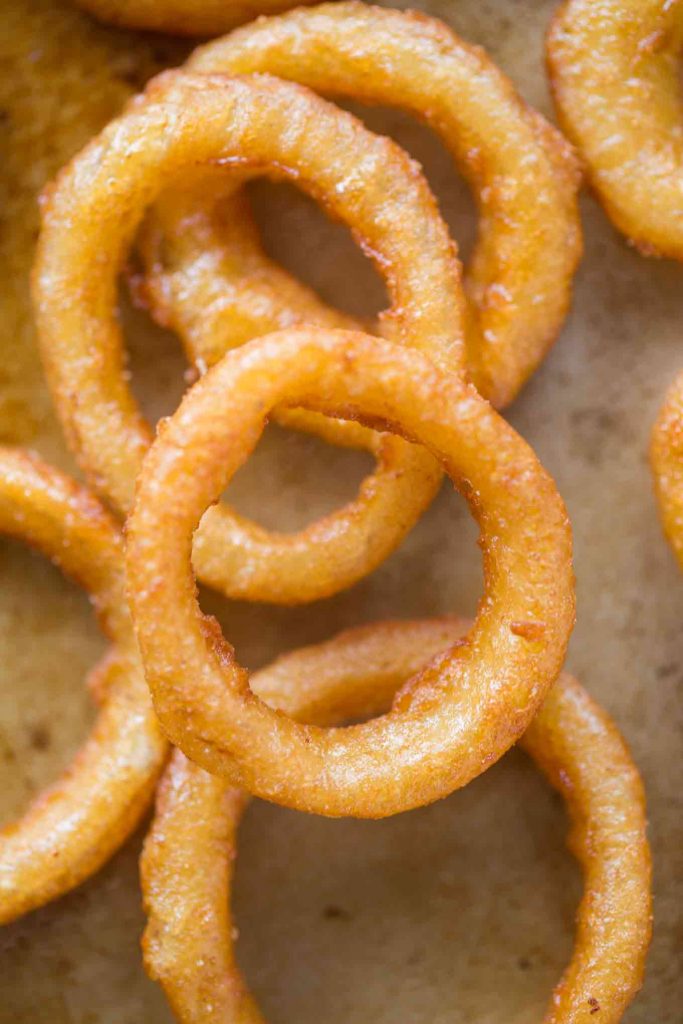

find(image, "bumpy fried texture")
[547,0,683,260]
[651,370,683,570]
[32,69,469,604]
[141,617,651,1024]
[126,326,575,818]
[72,0,320,36]
[139,1,581,410]
[0,449,166,925]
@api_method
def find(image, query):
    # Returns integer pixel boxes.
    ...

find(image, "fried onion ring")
[0,448,166,925]
[33,69,462,605]
[141,617,651,1023]
[547,0,683,260]
[126,326,575,818]
[650,370,683,568]
[139,1,581,410]
[71,0,320,37]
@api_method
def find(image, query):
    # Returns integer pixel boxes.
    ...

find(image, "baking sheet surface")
[1,0,681,1020]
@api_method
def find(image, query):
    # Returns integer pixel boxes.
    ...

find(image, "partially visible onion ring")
[0,448,166,925]
[126,326,575,818]
[33,69,463,605]
[650,370,683,569]
[547,0,683,260]
[139,1,581,409]
[71,0,321,36]
[141,616,651,1024]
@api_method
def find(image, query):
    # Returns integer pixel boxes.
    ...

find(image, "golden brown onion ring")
[33,69,463,605]
[71,0,321,36]
[126,326,575,818]
[142,617,651,1023]
[650,370,683,569]
[547,0,683,260]
[140,1,581,409]
[0,448,166,925]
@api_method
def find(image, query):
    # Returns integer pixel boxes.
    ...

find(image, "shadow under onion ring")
[141,617,651,1024]
[126,326,575,818]
[0,448,166,925]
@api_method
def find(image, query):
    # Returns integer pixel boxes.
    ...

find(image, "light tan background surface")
[0,0,680,1019]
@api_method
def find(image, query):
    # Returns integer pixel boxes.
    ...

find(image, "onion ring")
[139,1,581,410]
[33,69,462,605]
[71,0,321,36]
[126,326,575,818]
[141,616,651,1024]
[650,370,683,568]
[0,447,166,925]
[547,0,683,260]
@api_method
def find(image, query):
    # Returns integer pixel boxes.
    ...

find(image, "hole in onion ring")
[248,105,477,320]
[222,423,375,532]
[197,479,482,678]
[249,179,389,321]
[123,287,187,425]
[231,755,577,1020]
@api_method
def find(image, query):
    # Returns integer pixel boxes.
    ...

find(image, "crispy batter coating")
[32,69,468,604]
[142,617,651,1023]
[140,1,581,409]
[547,0,683,260]
[127,326,575,817]
[0,448,166,924]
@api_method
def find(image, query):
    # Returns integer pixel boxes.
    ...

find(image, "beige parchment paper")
[0,0,680,1020]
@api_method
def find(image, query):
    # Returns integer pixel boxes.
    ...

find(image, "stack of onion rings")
[4,2,656,1015]
[139,1,581,409]
[33,68,464,605]
[126,326,575,818]
[0,447,166,925]
[547,0,683,260]
[141,617,651,1024]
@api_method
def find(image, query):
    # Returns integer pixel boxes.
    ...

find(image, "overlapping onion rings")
[141,616,651,1024]
[0,448,166,925]
[71,0,321,36]
[547,0,683,260]
[650,370,683,569]
[33,69,464,605]
[139,1,581,410]
[126,326,575,818]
